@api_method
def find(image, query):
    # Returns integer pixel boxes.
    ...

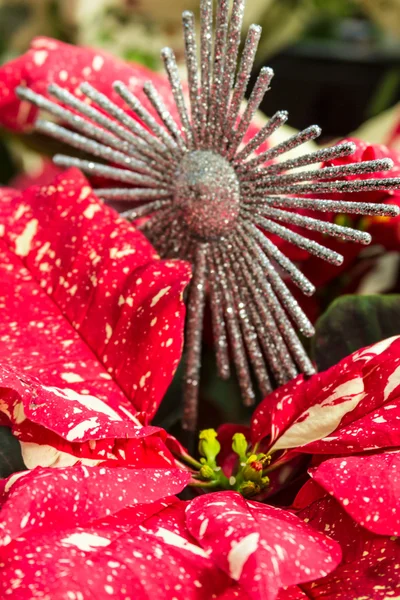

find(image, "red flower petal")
[280,489,400,599]
[0,496,237,599]
[311,452,400,536]
[0,170,191,418]
[251,335,400,456]
[0,464,189,545]
[0,37,175,132]
[186,491,341,600]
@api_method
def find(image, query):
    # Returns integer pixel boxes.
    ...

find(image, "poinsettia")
[0,465,341,599]
[0,167,193,473]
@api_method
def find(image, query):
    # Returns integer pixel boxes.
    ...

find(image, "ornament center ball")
[174,150,240,240]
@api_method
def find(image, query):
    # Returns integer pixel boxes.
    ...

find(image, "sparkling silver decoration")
[17,0,400,431]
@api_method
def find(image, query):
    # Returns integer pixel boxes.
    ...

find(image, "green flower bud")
[199,464,215,480]
[239,480,260,498]
[198,429,221,467]
[232,433,248,460]
[243,460,264,484]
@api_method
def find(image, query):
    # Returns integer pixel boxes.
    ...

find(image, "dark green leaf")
[0,427,26,478]
[312,294,400,371]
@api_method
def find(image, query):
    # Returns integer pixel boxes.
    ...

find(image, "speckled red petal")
[0,170,191,420]
[0,37,176,132]
[251,336,400,456]
[311,452,400,536]
[186,491,341,600]
[0,465,190,545]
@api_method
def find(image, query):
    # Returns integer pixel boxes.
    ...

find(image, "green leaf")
[0,427,26,478]
[312,294,400,371]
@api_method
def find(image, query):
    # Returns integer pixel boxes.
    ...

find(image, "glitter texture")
[16,0,400,431]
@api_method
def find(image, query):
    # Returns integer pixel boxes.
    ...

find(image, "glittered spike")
[254,206,372,245]
[80,83,170,158]
[228,243,291,384]
[223,24,262,139]
[48,83,170,172]
[234,110,288,162]
[256,158,394,187]
[95,188,172,201]
[182,11,201,144]
[249,212,344,265]
[243,221,316,295]
[53,155,168,188]
[264,177,400,196]
[36,120,168,183]
[143,81,187,149]
[199,0,213,142]
[251,195,400,217]
[226,67,274,159]
[161,47,194,147]
[113,80,180,154]
[207,251,231,380]
[214,0,246,144]
[221,245,272,396]
[21,0,400,430]
[120,200,170,220]
[208,0,230,147]
[183,245,207,431]
[213,251,256,406]
[260,140,357,175]
[235,235,315,376]
[230,241,298,382]
[239,125,322,173]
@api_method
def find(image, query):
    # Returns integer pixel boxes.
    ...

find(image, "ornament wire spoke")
[95,188,172,202]
[221,244,272,396]
[113,81,181,155]
[212,250,256,405]
[234,110,289,163]
[252,207,372,246]
[199,0,213,141]
[182,10,201,145]
[143,81,187,150]
[208,0,230,147]
[161,47,194,147]
[239,125,322,174]
[251,212,345,265]
[223,23,262,141]
[230,238,298,381]
[120,200,171,221]
[264,177,400,196]
[243,220,316,295]
[249,195,400,217]
[228,242,291,384]
[234,235,315,376]
[235,228,314,337]
[261,140,357,174]
[206,250,231,380]
[183,245,207,431]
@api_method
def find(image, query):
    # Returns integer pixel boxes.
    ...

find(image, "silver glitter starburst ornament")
[17,0,400,431]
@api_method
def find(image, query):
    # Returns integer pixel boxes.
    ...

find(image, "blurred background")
[0,0,399,184]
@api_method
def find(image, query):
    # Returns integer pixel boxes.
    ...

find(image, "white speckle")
[59,70,68,81]
[151,286,171,307]
[33,50,48,66]
[228,533,260,580]
[61,532,111,551]
[20,513,30,528]
[166,338,173,348]
[199,518,209,538]
[139,371,151,389]
[83,204,101,219]
[42,386,123,421]
[150,317,157,327]
[152,528,208,557]
[105,323,113,342]
[15,219,39,256]
[66,417,100,441]
[61,373,84,384]
[109,247,136,259]
[384,364,400,400]
[92,55,105,71]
